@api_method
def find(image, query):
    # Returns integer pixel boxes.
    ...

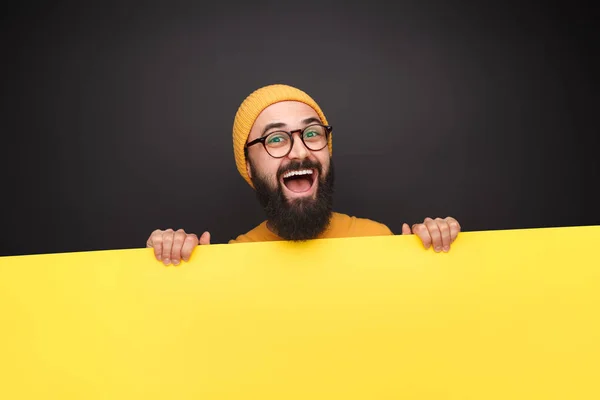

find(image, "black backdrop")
[1,0,598,256]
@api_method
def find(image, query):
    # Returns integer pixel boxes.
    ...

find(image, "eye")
[266,132,289,146]
[303,126,325,140]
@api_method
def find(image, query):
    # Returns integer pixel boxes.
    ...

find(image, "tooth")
[283,169,314,178]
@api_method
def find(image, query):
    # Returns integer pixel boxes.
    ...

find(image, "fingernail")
[443,246,449,252]
[157,255,162,261]
[173,260,180,266]
[163,258,170,265]
[435,246,442,252]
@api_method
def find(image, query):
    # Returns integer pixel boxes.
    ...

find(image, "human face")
[245,101,331,202]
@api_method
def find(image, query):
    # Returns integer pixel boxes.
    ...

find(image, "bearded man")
[146,84,461,265]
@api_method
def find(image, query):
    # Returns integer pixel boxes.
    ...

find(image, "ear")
[246,159,253,180]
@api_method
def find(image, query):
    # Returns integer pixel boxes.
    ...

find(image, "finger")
[161,229,175,265]
[424,218,443,252]
[436,218,452,252]
[180,234,199,262]
[447,217,461,243]
[170,229,188,265]
[401,223,411,235]
[147,229,164,261]
[199,231,211,246]
[412,223,431,249]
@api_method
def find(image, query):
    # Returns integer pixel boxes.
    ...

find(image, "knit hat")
[232,84,332,188]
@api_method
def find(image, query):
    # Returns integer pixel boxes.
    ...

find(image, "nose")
[287,132,309,160]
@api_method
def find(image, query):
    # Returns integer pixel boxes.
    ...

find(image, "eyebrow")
[261,117,322,137]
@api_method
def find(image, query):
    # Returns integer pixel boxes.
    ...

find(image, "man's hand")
[401,217,461,252]
[146,229,210,265]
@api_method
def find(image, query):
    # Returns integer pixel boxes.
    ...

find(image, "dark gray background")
[1,0,598,256]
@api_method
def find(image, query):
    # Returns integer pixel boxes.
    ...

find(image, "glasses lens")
[264,131,291,158]
[302,124,328,150]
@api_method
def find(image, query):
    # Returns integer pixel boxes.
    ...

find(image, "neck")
[266,220,277,236]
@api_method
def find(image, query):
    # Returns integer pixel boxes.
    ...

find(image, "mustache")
[277,159,323,180]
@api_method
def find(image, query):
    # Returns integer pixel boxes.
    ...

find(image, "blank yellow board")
[1,226,599,399]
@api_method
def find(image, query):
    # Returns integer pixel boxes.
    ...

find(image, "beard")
[249,158,335,241]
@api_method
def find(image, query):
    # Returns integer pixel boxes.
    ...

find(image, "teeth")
[283,169,313,179]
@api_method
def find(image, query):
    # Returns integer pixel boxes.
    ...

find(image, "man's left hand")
[401,217,461,252]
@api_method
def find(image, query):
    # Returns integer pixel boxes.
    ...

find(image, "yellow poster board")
[1,226,599,399]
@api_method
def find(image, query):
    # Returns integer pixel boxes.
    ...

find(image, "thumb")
[199,231,211,245]
[401,223,412,235]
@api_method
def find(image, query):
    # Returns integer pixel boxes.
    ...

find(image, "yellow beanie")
[232,84,332,188]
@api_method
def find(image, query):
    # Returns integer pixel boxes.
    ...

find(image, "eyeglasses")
[245,124,332,159]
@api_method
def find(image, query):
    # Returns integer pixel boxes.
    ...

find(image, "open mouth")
[282,169,316,193]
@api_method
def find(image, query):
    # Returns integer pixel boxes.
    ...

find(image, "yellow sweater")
[229,212,393,244]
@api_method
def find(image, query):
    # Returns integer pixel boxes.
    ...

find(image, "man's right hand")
[146,229,210,266]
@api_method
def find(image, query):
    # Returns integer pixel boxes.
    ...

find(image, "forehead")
[250,101,320,136]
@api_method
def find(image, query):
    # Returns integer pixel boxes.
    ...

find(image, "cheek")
[315,152,330,173]
[253,154,281,184]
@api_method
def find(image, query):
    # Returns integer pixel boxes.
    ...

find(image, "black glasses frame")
[245,124,332,159]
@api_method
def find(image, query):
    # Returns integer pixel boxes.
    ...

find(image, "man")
[147,84,461,266]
